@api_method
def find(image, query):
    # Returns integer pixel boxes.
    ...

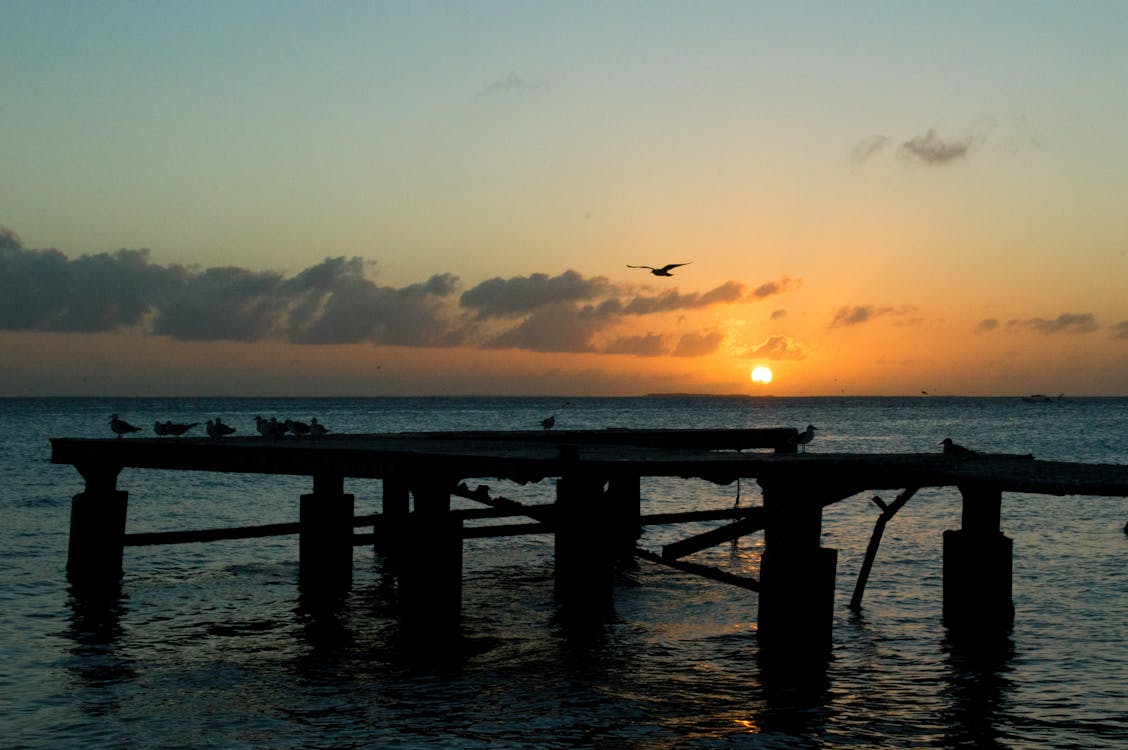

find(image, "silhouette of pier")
[51,428,1128,662]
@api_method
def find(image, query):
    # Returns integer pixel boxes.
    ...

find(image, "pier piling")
[397,476,462,637]
[554,472,615,610]
[943,484,1014,631]
[299,474,354,589]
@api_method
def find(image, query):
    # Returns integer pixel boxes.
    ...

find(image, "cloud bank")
[0,227,793,358]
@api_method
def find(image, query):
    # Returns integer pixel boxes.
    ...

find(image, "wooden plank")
[124,521,300,546]
[661,511,767,560]
[635,547,760,591]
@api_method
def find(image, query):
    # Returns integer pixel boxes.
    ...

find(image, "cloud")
[460,270,610,318]
[852,129,975,166]
[603,333,667,357]
[623,281,745,315]
[1006,312,1098,335]
[0,226,763,357]
[829,304,918,328]
[851,135,893,163]
[750,276,801,300]
[476,72,547,98]
[672,330,724,357]
[769,309,788,320]
[1111,321,1128,339]
[744,335,805,361]
[899,129,973,165]
[976,318,999,332]
[485,302,602,353]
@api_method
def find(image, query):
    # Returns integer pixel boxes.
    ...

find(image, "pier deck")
[51,428,1128,661]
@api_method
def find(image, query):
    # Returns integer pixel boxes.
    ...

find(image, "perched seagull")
[309,417,328,438]
[541,415,556,430]
[941,438,975,456]
[285,419,311,438]
[254,415,269,437]
[790,424,817,452]
[155,420,199,437]
[627,262,691,277]
[206,418,236,438]
[109,414,141,438]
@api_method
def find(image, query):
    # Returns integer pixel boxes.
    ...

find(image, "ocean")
[2,396,1126,749]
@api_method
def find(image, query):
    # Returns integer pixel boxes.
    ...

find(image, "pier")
[51,428,1128,661]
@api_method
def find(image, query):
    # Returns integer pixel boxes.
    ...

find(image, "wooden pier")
[51,428,1128,661]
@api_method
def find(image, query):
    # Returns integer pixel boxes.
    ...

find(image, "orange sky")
[2,3,1126,396]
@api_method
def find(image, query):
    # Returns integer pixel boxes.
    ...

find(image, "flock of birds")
[112,413,979,457]
[109,413,328,440]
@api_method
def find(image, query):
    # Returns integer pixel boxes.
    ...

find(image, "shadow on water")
[939,628,1015,750]
[63,583,136,716]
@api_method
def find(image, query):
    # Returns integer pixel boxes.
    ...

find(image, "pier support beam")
[375,475,410,555]
[554,472,614,610]
[67,465,128,589]
[397,476,462,638]
[943,484,1013,632]
[299,474,354,589]
[606,474,642,559]
[757,480,838,662]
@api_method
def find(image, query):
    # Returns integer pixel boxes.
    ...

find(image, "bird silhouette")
[790,424,817,452]
[541,415,556,430]
[155,420,199,437]
[206,418,236,438]
[109,414,141,438]
[309,417,329,438]
[941,438,975,456]
[627,262,691,277]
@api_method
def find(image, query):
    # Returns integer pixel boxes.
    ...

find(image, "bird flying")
[627,262,691,277]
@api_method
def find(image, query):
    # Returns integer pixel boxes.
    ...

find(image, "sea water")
[2,396,1126,748]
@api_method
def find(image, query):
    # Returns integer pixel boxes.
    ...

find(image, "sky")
[2,1,1127,397]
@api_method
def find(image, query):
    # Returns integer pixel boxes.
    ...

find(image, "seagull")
[309,417,329,438]
[206,418,236,438]
[941,438,975,456]
[285,419,311,438]
[155,420,199,437]
[541,415,555,430]
[109,414,141,438]
[627,262,691,277]
[790,424,817,452]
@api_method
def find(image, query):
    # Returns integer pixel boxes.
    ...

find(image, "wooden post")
[67,464,128,589]
[757,479,837,662]
[299,474,354,589]
[554,472,614,610]
[944,484,1013,631]
[375,475,410,555]
[397,475,462,638]
[606,474,641,559]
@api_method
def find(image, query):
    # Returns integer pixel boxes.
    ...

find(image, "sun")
[751,366,773,384]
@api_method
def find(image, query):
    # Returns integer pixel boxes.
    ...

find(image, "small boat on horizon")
[1021,393,1064,403]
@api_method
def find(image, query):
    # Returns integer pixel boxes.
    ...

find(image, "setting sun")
[751,366,773,384]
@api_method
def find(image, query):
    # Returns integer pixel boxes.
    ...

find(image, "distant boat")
[1021,393,1064,403]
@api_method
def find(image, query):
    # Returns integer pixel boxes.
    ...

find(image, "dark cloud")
[1006,313,1098,335]
[900,129,973,165]
[750,276,801,300]
[0,226,760,357]
[623,282,744,315]
[603,333,667,357]
[672,331,724,357]
[851,135,893,163]
[0,231,180,332]
[976,318,999,332]
[476,72,547,98]
[744,335,805,361]
[853,129,975,166]
[1110,321,1128,339]
[460,270,610,318]
[486,302,601,353]
[829,304,917,328]
[769,309,788,320]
